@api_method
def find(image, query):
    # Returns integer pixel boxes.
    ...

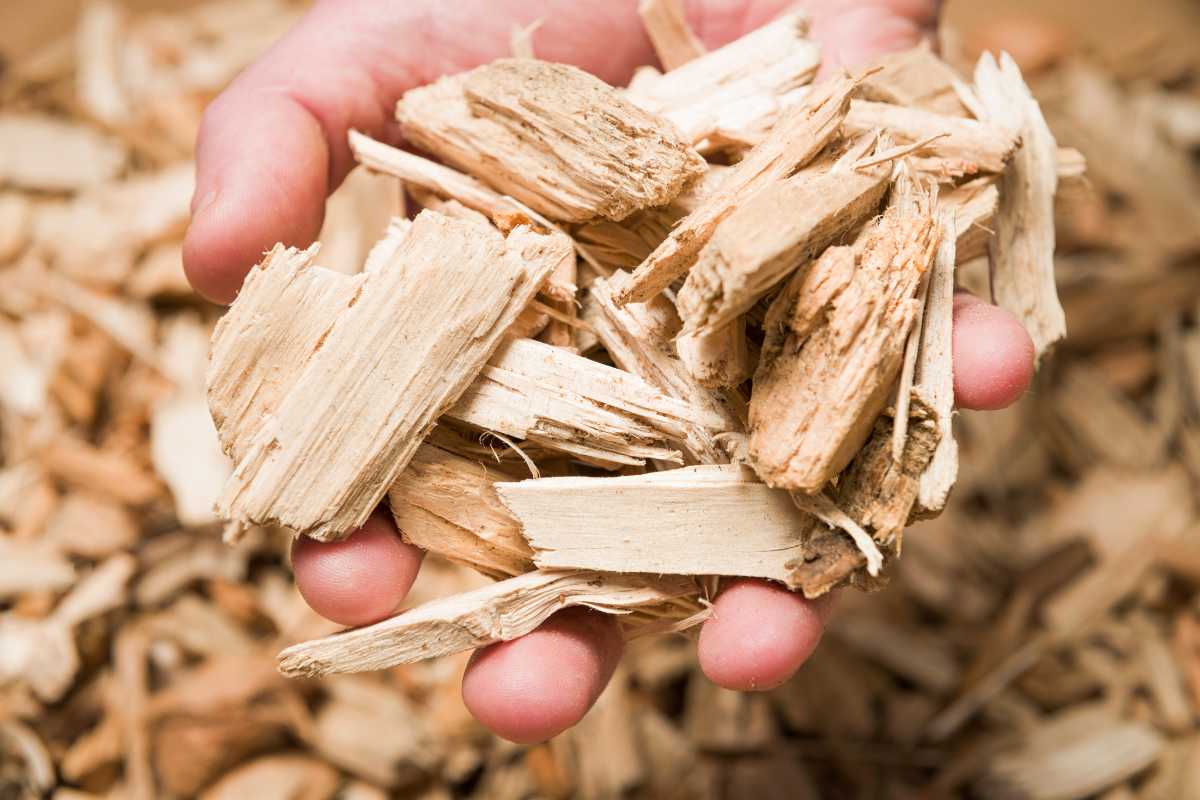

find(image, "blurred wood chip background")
[2,0,1200,798]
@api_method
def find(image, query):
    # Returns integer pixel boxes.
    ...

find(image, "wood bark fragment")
[748,178,939,492]
[277,571,698,676]
[497,465,816,587]
[638,0,705,71]
[675,150,892,335]
[974,51,1067,362]
[625,12,819,151]
[209,211,567,541]
[616,72,857,305]
[397,59,705,223]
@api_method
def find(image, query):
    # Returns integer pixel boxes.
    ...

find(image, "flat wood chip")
[209,211,567,540]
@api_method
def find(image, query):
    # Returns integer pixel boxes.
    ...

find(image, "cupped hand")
[185,0,1035,743]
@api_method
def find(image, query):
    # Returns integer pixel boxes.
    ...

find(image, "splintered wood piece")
[676,319,754,389]
[209,211,567,541]
[616,72,857,305]
[675,153,892,335]
[348,130,515,221]
[835,400,940,547]
[973,51,1066,362]
[387,444,531,580]
[588,273,741,464]
[277,571,697,675]
[396,59,705,223]
[0,113,126,191]
[858,42,969,116]
[638,0,705,71]
[447,336,714,467]
[625,12,819,150]
[914,211,958,515]
[496,465,815,587]
[941,176,998,264]
[749,179,939,492]
[845,100,1018,174]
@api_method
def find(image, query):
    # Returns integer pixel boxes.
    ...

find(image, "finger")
[461,608,623,743]
[698,578,833,691]
[290,509,423,627]
[952,292,1036,411]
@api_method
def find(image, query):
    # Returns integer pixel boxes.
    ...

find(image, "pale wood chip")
[397,59,705,222]
[209,211,567,540]
[278,571,697,675]
[974,51,1066,362]
[618,72,856,305]
[638,0,706,71]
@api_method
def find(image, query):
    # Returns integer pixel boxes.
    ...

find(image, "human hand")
[184,0,1035,743]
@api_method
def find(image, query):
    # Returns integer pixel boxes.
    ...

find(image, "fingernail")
[191,187,219,217]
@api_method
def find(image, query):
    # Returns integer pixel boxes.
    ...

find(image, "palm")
[182,0,1031,745]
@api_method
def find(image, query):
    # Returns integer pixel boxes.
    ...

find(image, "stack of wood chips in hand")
[201,11,1078,677]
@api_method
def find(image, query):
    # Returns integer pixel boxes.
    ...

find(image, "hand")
[184,0,1035,743]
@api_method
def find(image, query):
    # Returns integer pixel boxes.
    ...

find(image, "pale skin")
[184,0,1036,743]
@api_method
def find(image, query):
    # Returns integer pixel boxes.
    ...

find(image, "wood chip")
[209,212,567,540]
[974,51,1067,362]
[616,72,857,305]
[748,177,939,491]
[278,571,697,676]
[637,0,705,71]
[397,59,705,223]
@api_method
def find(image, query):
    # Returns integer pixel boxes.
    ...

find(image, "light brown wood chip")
[625,12,819,150]
[638,0,706,71]
[616,72,856,305]
[397,59,705,223]
[209,211,567,541]
[675,151,892,335]
[496,465,815,587]
[844,99,1018,174]
[447,336,715,467]
[277,571,697,676]
[587,273,741,464]
[974,51,1067,362]
[914,211,959,515]
[387,444,531,580]
[749,177,939,492]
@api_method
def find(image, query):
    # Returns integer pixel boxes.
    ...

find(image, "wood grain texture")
[397,59,706,223]
[616,72,856,305]
[748,177,940,492]
[974,51,1067,361]
[277,570,698,676]
[209,211,567,541]
[676,152,891,335]
[447,337,715,467]
[625,12,819,150]
[497,465,816,588]
[387,444,531,580]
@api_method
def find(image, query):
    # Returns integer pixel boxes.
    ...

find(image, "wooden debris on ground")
[6,0,1200,797]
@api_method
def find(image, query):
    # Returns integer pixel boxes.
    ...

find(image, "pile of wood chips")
[2,0,1200,797]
